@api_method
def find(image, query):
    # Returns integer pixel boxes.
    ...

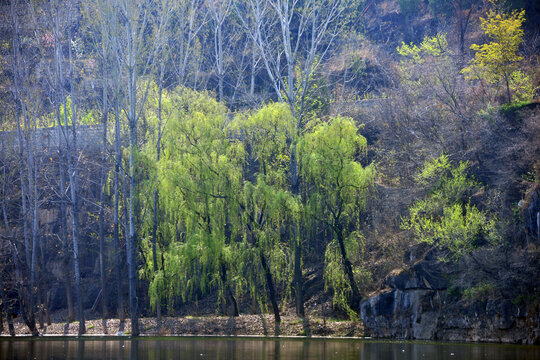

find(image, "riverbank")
[0,314,364,337]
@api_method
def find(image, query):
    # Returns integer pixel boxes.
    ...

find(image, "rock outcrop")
[360,258,540,344]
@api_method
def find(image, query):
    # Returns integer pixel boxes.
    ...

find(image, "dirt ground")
[0,313,364,338]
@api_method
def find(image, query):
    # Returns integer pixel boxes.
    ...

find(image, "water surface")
[1,337,539,359]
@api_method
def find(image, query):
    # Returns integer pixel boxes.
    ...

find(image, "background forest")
[0,0,539,337]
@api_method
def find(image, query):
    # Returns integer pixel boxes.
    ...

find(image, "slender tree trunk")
[290,142,305,317]
[15,117,34,332]
[152,64,164,323]
[26,126,43,329]
[67,27,85,335]
[335,227,361,312]
[250,41,256,98]
[23,106,39,330]
[98,79,109,320]
[259,250,280,324]
[56,108,74,323]
[53,5,75,321]
[38,222,50,326]
[215,16,224,101]
[68,117,85,336]
[127,67,140,336]
[37,241,45,329]
[10,1,36,328]
[220,263,239,316]
[11,0,31,273]
[151,187,161,321]
[113,99,124,323]
[1,161,16,336]
[293,236,304,317]
[505,75,512,104]
[15,112,30,269]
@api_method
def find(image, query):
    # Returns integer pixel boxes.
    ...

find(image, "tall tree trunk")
[290,142,305,317]
[57,108,74,324]
[152,64,164,324]
[25,123,43,329]
[15,108,31,281]
[67,26,85,335]
[1,160,17,337]
[23,105,39,330]
[113,99,124,323]
[14,106,36,331]
[214,15,224,101]
[38,218,50,326]
[98,78,109,320]
[127,66,140,336]
[10,0,36,330]
[151,187,161,322]
[53,5,75,322]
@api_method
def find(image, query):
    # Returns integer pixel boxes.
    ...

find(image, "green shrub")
[402,155,501,260]
[462,282,495,301]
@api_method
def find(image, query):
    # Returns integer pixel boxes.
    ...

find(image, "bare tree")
[209,0,232,101]
[89,0,127,325]
[108,0,170,335]
[171,0,208,87]
[49,0,87,335]
[48,0,76,324]
[9,0,40,335]
[150,0,174,324]
[1,127,17,337]
[84,0,114,321]
[113,73,125,325]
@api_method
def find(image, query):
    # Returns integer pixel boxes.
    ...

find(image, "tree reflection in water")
[0,338,539,359]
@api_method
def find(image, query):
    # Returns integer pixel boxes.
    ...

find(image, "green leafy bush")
[402,155,501,260]
[463,282,495,301]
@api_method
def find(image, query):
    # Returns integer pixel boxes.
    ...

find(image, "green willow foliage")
[402,155,501,260]
[230,103,298,307]
[138,87,375,314]
[300,117,374,314]
[138,87,238,308]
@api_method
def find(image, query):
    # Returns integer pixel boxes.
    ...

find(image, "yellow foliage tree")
[462,8,527,103]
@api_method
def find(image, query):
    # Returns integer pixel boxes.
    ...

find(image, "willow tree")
[138,81,173,321]
[141,89,243,316]
[300,117,374,314]
[138,83,180,317]
[230,103,297,325]
[238,0,354,317]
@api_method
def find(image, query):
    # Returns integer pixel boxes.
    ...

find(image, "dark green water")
[1,337,539,360]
